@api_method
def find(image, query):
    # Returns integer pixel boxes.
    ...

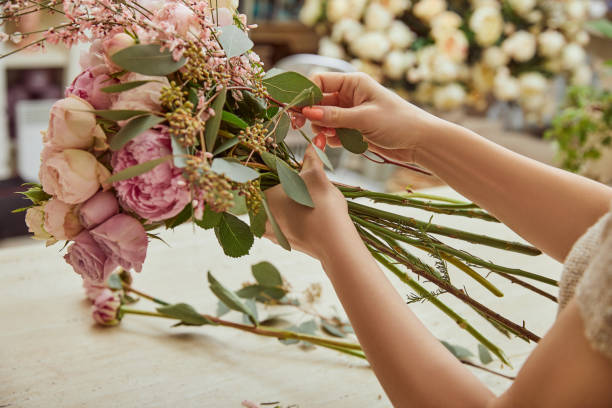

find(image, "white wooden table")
[0,187,562,407]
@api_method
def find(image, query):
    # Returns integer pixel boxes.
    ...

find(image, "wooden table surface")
[0,187,562,407]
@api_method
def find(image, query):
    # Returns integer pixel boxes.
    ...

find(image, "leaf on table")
[207,271,258,325]
[262,71,323,107]
[204,88,227,152]
[216,300,231,317]
[321,321,347,338]
[252,261,283,287]
[441,341,474,360]
[106,155,172,183]
[337,128,368,154]
[214,212,254,257]
[241,298,259,325]
[211,158,260,183]
[478,343,493,364]
[111,44,186,76]
[110,114,165,151]
[236,284,286,302]
[279,319,318,345]
[276,158,314,207]
[157,303,214,326]
[217,25,254,59]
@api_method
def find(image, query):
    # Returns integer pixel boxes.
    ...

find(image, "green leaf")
[165,204,192,229]
[207,272,258,325]
[101,80,151,93]
[106,155,172,183]
[110,114,165,151]
[214,212,254,257]
[478,343,493,364]
[264,112,290,143]
[279,319,317,345]
[204,89,227,152]
[276,158,314,207]
[217,25,254,58]
[251,261,283,286]
[17,185,51,205]
[441,341,474,359]
[587,19,612,38]
[11,206,30,213]
[216,300,231,317]
[263,71,323,107]
[111,44,186,76]
[213,137,240,156]
[211,158,260,183]
[222,111,248,129]
[195,205,223,229]
[92,109,149,121]
[261,196,290,250]
[248,206,267,238]
[314,145,334,171]
[170,136,188,168]
[236,284,286,301]
[321,321,346,338]
[228,189,248,216]
[241,298,259,325]
[107,274,123,290]
[337,128,368,154]
[260,151,277,171]
[157,303,214,326]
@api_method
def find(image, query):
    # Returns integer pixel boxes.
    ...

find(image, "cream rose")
[471,63,495,93]
[482,46,508,69]
[518,72,548,112]
[433,83,466,110]
[350,59,384,82]
[383,51,416,79]
[331,18,363,43]
[44,198,83,240]
[431,11,462,41]
[431,53,461,82]
[538,30,565,58]
[565,0,587,20]
[111,73,169,112]
[469,6,503,46]
[44,96,106,150]
[327,0,351,22]
[319,37,346,59]
[571,64,593,86]
[350,32,391,61]
[364,3,393,31]
[299,0,323,25]
[502,30,536,62]
[493,68,520,101]
[436,30,468,62]
[413,0,446,22]
[387,21,415,49]
[561,43,586,70]
[507,0,535,15]
[387,0,411,15]
[25,205,52,241]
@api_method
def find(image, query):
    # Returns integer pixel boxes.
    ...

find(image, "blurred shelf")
[250,21,319,66]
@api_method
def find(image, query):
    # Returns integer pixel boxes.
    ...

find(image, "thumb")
[302,105,359,129]
[301,144,323,173]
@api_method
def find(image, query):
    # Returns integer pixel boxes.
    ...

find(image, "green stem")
[400,192,472,205]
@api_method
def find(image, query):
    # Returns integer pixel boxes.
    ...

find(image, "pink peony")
[79,191,119,229]
[92,289,121,326]
[25,205,52,241]
[44,197,83,240]
[44,96,107,150]
[65,65,118,110]
[90,214,148,273]
[39,147,111,204]
[83,279,107,302]
[64,230,118,283]
[110,72,168,113]
[111,127,190,221]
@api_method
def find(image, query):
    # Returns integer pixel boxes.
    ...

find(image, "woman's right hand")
[301,72,443,165]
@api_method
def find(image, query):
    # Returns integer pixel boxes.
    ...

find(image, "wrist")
[412,118,463,166]
[313,212,359,262]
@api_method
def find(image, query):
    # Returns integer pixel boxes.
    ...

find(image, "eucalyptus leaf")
[222,111,248,129]
[242,298,259,325]
[314,145,334,171]
[228,189,248,216]
[107,274,123,290]
[252,261,283,287]
[214,212,254,257]
[157,303,214,326]
[236,285,286,301]
[321,321,346,338]
[248,206,267,238]
[263,71,323,107]
[216,300,231,317]
[110,115,165,151]
[92,109,149,121]
[478,343,493,364]
[217,25,254,58]
[260,151,277,171]
[276,158,314,207]
[195,205,223,230]
[204,89,227,152]
[111,44,186,76]
[337,128,368,154]
[213,137,240,155]
[262,197,290,250]
[211,158,260,183]
[207,272,258,324]
[106,155,171,183]
[441,341,474,359]
[101,80,151,93]
[264,112,290,143]
[170,136,188,168]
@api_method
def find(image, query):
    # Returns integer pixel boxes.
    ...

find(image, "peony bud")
[92,289,121,326]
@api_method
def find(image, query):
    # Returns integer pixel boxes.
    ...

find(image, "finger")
[327,135,342,148]
[311,124,336,136]
[319,92,340,106]
[302,105,360,129]
[310,72,348,93]
[301,144,323,172]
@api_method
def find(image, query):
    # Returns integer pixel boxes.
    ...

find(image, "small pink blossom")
[92,289,121,326]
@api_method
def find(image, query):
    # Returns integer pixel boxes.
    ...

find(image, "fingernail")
[303,106,324,121]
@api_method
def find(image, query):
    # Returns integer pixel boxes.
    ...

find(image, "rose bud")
[65,65,118,110]
[79,191,119,229]
[39,147,111,205]
[44,197,83,240]
[44,96,107,150]
[92,289,121,326]
[25,205,52,241]
[64,230,118,283]
[90,214,148,273]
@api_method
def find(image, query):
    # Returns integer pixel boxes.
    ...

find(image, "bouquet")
[5,0,556,371]
[300,0,596,121]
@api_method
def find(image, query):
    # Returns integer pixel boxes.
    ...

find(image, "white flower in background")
[351,59,384,82]
[407,45,436,82]
[387,20,415,49]
[565,0,588,20]
[575,31,590,46]
[562,20,581,37]
[299,0,323,25]
[471,63,495,93]
[502,30,536,62]
[470,0,498,7]
[414,82,435,103]
[469,6,503,46]
[561,43,586,70]
[537,30,565,58]
[383,50,416,79]
[525,9,542,24]
[436,29,469,62]
[413,0,446,22]
[571,64,593,86]
[431,11,462,40]
[507,0,535,15]
[364,3,394,30]
[386,0,412,16]
[589,0,608,18]
[319,37,346,59]
[348,0,368,19]
[482,46,508,69]
[518,71,548,112]
[544,57,563,73]
[327,0,351,22]
[581,148,612,184]
[350,31,391,61]
[331,18,363,43]
[433,83,466,110]
[493,68,520,101]
[431,52,461,81]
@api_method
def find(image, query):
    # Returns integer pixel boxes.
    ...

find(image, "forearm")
[319,222,494,408]
[415,120,612,262]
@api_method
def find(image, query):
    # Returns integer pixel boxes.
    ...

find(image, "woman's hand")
[263,145,352,260]
[301,72,443,164]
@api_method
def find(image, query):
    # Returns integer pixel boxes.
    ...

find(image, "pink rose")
[79,191,119,229]
[44,96,107,150]
[103,33,135,67]
[44,197,83,240]
[39,147,112,204]
[80,40,105,69]
[83,279,107,302]
[92,289,121,326]
[65,65,118,110]
[64,230,118,283]
[111,127,190,221]
[154,3,198,36]
[110,72,168,113]
[25,205,52,240]
[90,214,148,273]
